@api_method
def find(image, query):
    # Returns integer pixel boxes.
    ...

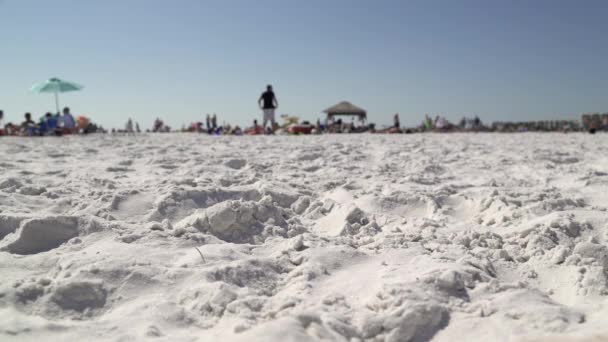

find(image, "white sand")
[1,133,608,341]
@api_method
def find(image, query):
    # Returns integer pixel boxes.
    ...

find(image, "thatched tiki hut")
[324,101,367,123]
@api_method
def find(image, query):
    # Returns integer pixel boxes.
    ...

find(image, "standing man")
[258,84,278,133]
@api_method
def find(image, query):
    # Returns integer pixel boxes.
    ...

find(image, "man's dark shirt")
[260,91,276,109]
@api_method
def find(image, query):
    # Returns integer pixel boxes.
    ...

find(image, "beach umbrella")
[30,78,84,114]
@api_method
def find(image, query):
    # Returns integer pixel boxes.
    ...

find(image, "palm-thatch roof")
[323,101,367,119]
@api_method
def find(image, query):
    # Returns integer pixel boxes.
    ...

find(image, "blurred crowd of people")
[418,114,483,132]
[417,115,590,133]
[2,104,604,137]
[0,108,102,136]
[581,113,608,134]
[131,112,604,136]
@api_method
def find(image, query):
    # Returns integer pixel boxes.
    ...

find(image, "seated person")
[21,113,38,136]
[232,125,243,135]
[245,120,264,135]
[76,116,90,131]
[4,123,17,135]
[44,112,60,135]
[153,118,164,132]
[59,107,76,133]
[38,117,47,134]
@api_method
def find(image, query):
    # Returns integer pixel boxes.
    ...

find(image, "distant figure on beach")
[232,125,243,135]
[0,110,4,135]
[126,118,134,133]
[206,114,211,132]
[244,119,263,135]
[252,119,262,134]
[136,122,141,133]
[424,114,433,131]
[473,116,481,131]
[153,118,171,132]
[211,114,218,130]
[22,113,35,126]
[258,85,278,133]
[602,115,608,131]
[435,116,449,131]
[44,112,59,135]
[393,113,400,128]
[60,107,76,134]
[21,113,37,136]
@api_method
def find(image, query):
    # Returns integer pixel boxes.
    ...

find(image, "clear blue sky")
[2,0,607,128]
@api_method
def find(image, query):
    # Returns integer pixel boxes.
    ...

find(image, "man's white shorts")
[263,109,275,122]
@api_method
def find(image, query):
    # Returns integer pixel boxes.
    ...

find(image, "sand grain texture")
[1,133,607,341]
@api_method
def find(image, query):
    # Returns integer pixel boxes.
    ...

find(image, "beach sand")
[1,133,607,341]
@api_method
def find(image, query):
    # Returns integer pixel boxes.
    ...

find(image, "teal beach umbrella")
[31,78,84,114]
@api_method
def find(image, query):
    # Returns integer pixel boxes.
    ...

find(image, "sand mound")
[0,214,29,240]
[1,216,80,255]
[176,196,300,244]
[225,159,247,169]
[151,188,263,222]
[50,280,108,312]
